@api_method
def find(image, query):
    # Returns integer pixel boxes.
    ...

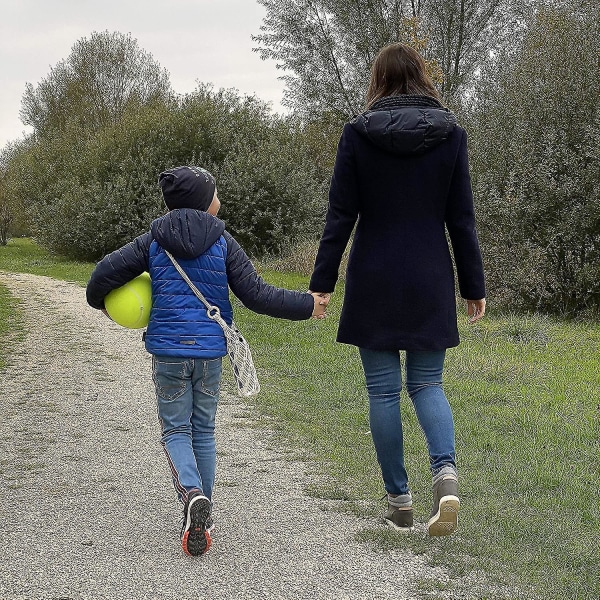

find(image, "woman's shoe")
[427,474,460,536]
[384,504,414,532]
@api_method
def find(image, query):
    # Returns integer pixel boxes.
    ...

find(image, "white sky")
[0,0,286,148]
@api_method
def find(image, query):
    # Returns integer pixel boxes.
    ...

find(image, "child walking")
[86,165,328,556]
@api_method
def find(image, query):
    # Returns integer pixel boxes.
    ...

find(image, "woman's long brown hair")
[365,43,440,109]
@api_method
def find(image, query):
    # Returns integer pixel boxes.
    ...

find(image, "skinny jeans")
[152,355,222,503]
[359,348,456,496]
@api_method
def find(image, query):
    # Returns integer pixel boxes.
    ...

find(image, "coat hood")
[150,208,226,259]
[350,95,457,155]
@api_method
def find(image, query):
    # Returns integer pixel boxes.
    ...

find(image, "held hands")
[310,292,331,319]
[104,296,334,321]
[467,298,486,324]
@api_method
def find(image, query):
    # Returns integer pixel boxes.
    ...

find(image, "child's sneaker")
[181,491,212,556]
[383,492,414,532]
[205,515,215,536]
[427,473,460,536]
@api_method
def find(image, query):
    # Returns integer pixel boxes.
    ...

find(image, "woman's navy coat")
[309,96,486,351]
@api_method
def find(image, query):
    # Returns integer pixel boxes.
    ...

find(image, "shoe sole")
[383,517,414,533]
[427,494,460,536]
[182,495,212,556]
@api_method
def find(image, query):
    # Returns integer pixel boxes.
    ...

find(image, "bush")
[262,235,351,282]
[467,3,600,316]
[9,87,333,261]
[216,116,328,255]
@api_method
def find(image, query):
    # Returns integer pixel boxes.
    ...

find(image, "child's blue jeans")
[358,348,456,496]
[152,355,222,503]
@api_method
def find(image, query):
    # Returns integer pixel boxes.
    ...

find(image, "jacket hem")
[336,336,460,352]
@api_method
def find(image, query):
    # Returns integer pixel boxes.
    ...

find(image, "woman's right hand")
[310,292,331,319]
[466,298,486,323]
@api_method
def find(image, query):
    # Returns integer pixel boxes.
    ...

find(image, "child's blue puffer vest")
[145,236,234,358]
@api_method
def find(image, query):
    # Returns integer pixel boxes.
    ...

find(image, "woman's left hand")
[466,298,486,323]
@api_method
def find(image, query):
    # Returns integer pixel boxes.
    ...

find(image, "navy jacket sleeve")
[86,232,152,309]
[309,124,360,293]
[444,129,486,300]
[223,231,313,320]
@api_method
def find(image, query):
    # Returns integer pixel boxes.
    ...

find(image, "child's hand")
[310,292,331,319]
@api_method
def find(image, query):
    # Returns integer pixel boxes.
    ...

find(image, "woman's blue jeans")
[152,355,222,503]
[359,348,456,496]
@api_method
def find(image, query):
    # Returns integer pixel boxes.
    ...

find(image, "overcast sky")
[0,0,286,148]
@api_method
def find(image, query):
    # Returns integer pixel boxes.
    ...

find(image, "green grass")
[233,271,600,600]
[0,237,95,284]
[2,239,599,599]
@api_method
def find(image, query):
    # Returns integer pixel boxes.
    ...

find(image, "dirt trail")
[0,271,457,600]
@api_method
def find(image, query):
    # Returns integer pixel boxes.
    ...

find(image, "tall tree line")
[1,32,327,260]
[1,3,598,315]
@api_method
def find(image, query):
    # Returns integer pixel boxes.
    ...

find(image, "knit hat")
[158,166,216,211]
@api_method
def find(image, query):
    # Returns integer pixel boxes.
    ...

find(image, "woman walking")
[309,43,486,535]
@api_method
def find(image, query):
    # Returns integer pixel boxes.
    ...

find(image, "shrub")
[467,3,600,316]
[12,87,333,261]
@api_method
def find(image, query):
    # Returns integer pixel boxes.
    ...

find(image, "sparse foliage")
[20,31,172,136]
[254,0,522,117]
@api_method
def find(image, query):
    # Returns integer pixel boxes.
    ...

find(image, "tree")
[0,186,12,246]
[9,83,327,260]
[468,1,600,315]
[8,30,331,260]
[0,140,32,245]
[421,0,514,98]
[20,31,172,136]
[254,0,520,116]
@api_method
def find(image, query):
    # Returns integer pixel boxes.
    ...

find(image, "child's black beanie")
[158,166,216,211]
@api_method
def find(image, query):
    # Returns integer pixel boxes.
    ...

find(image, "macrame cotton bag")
[164,250,260,397]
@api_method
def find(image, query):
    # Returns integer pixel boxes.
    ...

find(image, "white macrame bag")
[164,250,260,397]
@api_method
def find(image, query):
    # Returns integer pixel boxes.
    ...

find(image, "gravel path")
[0,272,456,600]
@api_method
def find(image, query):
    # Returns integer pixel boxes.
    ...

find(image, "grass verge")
[0,237,95,284]
[233,270,600,600]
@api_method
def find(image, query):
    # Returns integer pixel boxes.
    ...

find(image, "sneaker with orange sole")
[181,491,212,556]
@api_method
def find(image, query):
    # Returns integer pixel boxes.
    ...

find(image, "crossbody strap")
[164,249,222,319]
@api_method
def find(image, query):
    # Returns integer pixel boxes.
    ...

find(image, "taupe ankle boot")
[383,492,414,532]
[427,473,460,536]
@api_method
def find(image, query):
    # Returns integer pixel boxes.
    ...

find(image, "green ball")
[104,272,152,329]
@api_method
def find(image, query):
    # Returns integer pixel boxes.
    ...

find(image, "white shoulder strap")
[163,249,214,312]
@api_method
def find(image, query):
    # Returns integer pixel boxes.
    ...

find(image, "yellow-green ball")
[104,272,152,329]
